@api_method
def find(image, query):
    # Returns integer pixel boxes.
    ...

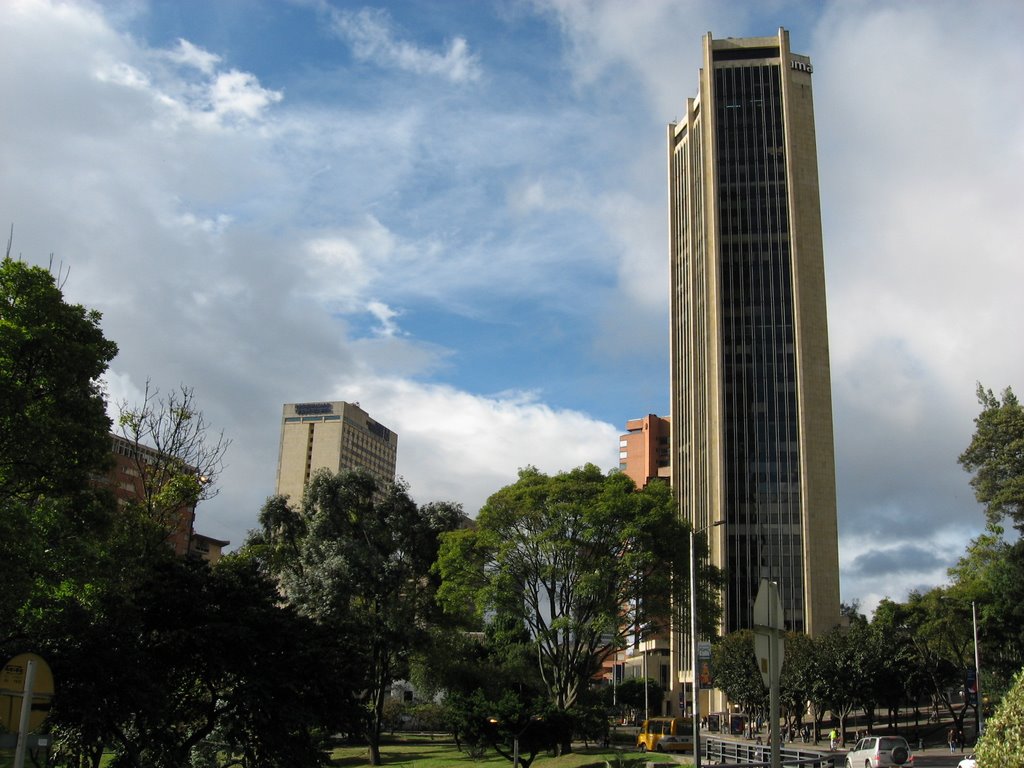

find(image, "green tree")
[0,253,119,645]
[947,528,1024,698]
[887,590,973,735]
[956,383,1024,702]
[249,469,464,766]
[959,384,1024,533]
[712,630,767,720]
[0,253,117,505]
[412,608,545,710]
[410,609,550,760]
[780,632,814,736]
[482,695,566,768]
[115,381,230,553]
[975,666,1024,768]
[605,677,664,723]
[871,600,927,729]
[436,467,712,744]
[41,556,345,768]
[811,626,867,745]
[442,689,498,759]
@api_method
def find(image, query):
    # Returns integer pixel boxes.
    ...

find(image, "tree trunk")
[368,741,382,766]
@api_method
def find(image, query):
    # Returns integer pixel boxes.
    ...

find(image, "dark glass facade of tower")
[716,61,806,632]
[669,30,840,647]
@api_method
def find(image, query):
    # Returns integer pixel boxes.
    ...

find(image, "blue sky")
[3,0,1023,615]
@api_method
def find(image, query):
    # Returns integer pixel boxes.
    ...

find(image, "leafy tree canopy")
[0,255,117,504]
[712,630,766,717]
[0,253,119,647]
[248,469,464,766]
[115,381,230,548]
[41,556,346,768]
[976,666,1024,768]
[945,530,1024,698]
[435,465,709,719]
[959,384,1024,533]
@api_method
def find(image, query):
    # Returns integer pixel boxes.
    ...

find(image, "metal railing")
[702,737,834,768]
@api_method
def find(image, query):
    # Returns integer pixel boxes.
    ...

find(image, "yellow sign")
[0,654,55,734]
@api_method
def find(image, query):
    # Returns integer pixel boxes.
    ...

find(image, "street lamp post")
[691,520,724,768]
[972,601,984,739]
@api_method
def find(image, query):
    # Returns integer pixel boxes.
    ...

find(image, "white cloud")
[366,300,402,337]
[91,32,283,131]
[533,0,746,114]
[102,370,146,424]
[336,377,620,514]
[94,60,150,89]
[208,69,283,120]
[300,220,394,309]
[165,38,221,75]
[330,7,481,83]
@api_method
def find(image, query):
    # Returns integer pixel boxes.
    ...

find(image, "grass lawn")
[0,736,685,768]
[329,738,684,767]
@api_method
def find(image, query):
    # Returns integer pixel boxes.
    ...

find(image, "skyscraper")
[275,401,398,505]
[668,29,841,640]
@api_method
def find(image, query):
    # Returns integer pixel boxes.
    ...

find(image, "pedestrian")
[947,726,957,753]
[829,727,839,750]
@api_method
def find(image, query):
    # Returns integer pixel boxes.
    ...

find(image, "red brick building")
[102,434,228,562]
[618,415,671,490]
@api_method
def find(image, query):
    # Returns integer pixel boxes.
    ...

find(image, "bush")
[382,698,408,733]
[976,667,1024,768]
[410,701,447,733]
[609,729,635,746]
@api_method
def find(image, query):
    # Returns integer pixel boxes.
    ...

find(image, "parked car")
[845,736,914,768]
[957,755,977,768]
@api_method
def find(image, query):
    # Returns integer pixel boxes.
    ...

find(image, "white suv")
[845,736,914,768]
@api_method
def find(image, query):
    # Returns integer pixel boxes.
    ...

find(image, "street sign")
[754,630,785,688]
[0,654,55,734]
[753,579,784,630]
[697,641,713,689]
[753,580,785,690]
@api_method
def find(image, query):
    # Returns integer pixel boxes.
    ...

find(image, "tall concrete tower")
[668,29,841,647]
[275,401,398,506]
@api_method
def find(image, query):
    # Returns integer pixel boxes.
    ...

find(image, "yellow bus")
[636,717,695,753]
